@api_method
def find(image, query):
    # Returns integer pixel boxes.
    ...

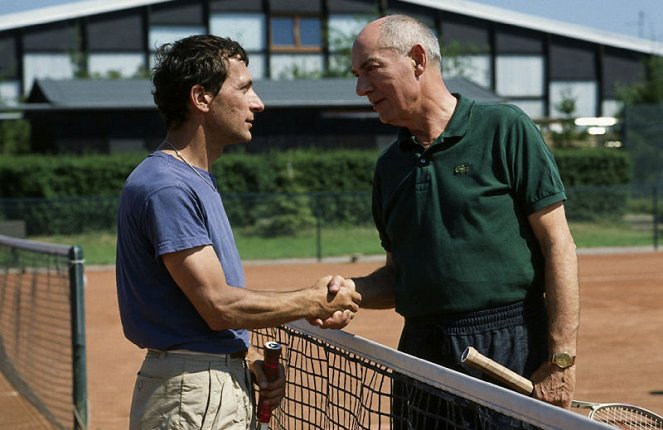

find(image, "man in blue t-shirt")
[116,35,361,430]
[331,14,580,422]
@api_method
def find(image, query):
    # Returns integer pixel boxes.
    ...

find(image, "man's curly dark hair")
[152,35,249,129]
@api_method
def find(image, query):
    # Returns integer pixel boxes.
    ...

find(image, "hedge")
[553,148,633,220]
[0,147,632,234]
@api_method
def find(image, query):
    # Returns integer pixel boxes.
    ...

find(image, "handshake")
[307,275,361,330]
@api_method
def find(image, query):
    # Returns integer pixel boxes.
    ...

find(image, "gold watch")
[550,352,576,369]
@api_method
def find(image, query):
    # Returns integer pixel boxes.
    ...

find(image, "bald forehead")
[356,18,383,45]
[351,18,407,75]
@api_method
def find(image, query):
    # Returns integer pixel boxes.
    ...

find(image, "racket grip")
[461,346,534,396]
[256,341,282,426]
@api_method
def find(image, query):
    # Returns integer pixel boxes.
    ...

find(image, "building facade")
[1,0,661,121]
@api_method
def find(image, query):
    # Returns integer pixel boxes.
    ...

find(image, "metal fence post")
[654,185,659,250]
[315,193,322,262]
[69,245,88,430]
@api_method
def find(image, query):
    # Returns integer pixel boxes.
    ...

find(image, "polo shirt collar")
[397,93,474,150]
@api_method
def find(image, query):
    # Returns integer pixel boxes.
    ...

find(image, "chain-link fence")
[621,104,663,249]
[0,186,660,260]
[624,104,663,190]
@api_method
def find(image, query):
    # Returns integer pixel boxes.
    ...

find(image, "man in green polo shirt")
[337,13,579,416]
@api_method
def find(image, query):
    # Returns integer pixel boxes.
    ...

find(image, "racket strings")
[591,405,663,429]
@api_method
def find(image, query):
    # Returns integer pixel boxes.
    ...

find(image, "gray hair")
[378,15,441,64]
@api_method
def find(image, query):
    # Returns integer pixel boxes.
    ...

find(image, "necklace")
[162,141,217,191]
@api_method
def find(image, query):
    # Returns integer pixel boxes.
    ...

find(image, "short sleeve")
[142,186,213,257]
[506,114,567,214]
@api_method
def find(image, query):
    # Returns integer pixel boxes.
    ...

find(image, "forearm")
[351,254,398,309]
[527,204,578,407]
[542,238,579,355]
[210,287,321,330]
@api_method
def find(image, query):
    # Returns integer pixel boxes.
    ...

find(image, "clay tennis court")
[2,251,662,429]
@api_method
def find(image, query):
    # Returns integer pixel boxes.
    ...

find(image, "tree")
[0,117,30,154]
[551,87,585,148]
[617,55,663,186]
[618,55,663,105]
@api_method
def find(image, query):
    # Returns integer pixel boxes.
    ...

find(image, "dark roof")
[26,79,155,110]
[25,76,503,111]
[255,77,505,107]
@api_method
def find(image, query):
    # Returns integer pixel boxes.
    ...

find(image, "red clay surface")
[2,251,662,429]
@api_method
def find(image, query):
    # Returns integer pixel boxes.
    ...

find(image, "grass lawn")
[569,221,657,248]
[31,221,659,266]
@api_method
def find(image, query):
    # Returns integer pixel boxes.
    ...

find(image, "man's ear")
[190,84,213,113]
[409,44,427,76]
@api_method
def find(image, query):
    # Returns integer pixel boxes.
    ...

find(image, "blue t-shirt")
[116,151,248,353]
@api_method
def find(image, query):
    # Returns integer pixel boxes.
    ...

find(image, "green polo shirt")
[372,94,566,318]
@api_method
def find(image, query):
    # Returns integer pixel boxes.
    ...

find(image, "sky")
[1,0,662,41]
[470,0,663,41]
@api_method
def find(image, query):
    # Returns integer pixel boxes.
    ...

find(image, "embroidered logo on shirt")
[453,163,472,175]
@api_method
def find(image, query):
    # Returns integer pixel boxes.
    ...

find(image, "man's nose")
[355,75,371,96]
[250,90,265,112]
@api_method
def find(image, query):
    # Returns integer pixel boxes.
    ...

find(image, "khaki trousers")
[129,349,255,430]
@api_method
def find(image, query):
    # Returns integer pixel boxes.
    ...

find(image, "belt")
[148,348,248,360]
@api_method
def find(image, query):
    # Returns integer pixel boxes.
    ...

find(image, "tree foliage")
[618,55,663,105]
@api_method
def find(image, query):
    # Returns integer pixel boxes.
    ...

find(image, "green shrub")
[554,148,632,221]
[0,147,634,233]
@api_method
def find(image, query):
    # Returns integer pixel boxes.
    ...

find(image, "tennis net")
[0,235,88,430]
[252,320,612,430]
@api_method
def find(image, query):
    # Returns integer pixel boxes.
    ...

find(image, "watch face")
[552,353,574,368]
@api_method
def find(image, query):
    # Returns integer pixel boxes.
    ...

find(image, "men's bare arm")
[350,251,398,309]
[310,252,398,329]
[161,245,361,331]
[527,202,579,408]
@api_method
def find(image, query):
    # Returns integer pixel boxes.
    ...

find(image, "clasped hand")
[308,275,361,329]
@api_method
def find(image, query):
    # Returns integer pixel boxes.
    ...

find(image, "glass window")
[0,37,18,79]
[210,13,266,51]
[0,81,20,106]
[88,53,145,78]
[247,54,266,79]
[602,99,622,117]
[270,54,323,79]
[271,16,321,49]
[23,54,74,95]
[444,55,491,89]
[299,18,321,46]
[272,17,296,46]
[510,100,545,120]
[328,15,373,52]
[496,56,544,97]
[149,26,206,50]
[549,81,597,117]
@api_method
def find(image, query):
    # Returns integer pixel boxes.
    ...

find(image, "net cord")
[285,320,614,430]
[0,234,70,256]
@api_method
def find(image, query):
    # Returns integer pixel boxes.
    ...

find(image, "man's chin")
[227,134,253,146]
[377,113,397,126]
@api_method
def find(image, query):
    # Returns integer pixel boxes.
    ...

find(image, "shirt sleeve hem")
[528,191,567,214]
[156,236,213,257]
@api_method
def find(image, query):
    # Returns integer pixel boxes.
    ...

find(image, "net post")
[69,245,88,430]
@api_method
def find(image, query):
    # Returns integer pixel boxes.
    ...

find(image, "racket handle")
[256,341,282,427]
[461,346,534,395]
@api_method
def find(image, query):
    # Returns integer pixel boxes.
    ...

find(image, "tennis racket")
[461,346,663,429]
[256,341,282,430]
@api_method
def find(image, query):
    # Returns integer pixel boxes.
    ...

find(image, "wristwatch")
[550,352,576,369]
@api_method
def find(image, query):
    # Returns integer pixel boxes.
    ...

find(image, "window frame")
[270,14,322,53]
